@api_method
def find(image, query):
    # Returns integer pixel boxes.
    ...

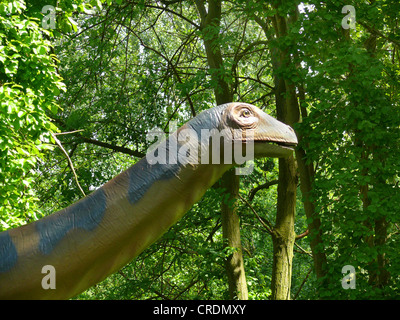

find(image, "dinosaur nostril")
[287,125,295,133]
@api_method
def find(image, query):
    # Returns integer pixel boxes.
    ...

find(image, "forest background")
[1,0,400,299]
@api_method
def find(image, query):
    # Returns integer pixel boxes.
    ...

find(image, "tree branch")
[124,24,197,117]
[248,179,278,201]
[80,137,145,158]
[51,133,86,197]
[293,267,313,300]
[238,193,274,235]
[358,20,400,49]
[145,3,201,29]
[295,229,309,240]
[194,0,207,23]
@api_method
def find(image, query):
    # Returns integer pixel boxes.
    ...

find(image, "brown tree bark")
[270,154,297,300]
[220,170,248,299]
[195,0,247,299]
[263,6,297,300]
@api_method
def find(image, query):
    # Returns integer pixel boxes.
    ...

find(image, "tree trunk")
[270,155,297,299]
[295,84,327,282]
[295,146,327,282]
[353,17,390,291]
[269,67,297,299]
[269,6,299,300]
[195,0,247,299]
[221,170,248,299]
[195,0,232,105]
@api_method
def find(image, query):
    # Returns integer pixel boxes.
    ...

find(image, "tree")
[194,0,248,300]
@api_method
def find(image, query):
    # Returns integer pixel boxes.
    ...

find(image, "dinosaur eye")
[240,108,252,118]
[229,104,258,128]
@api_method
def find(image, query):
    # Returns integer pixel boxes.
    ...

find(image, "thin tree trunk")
[195,0,247,299]
[351,15,390,290]
[269,6,299,300]
[270,155,297,299]
[295,87,327,282]
[221,170,248,299]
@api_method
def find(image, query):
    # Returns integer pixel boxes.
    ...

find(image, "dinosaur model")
[0,102,297,299]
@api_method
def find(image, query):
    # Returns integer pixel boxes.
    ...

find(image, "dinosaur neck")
[0,147,232,299]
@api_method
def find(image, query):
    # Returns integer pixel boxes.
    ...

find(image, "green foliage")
[295,0,400,299]
[0,0,64,230]
[0,0,107,230]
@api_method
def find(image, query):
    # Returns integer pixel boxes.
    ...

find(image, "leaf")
[67,16,78,32]
[96,0,103,10]
[37,45,47,55]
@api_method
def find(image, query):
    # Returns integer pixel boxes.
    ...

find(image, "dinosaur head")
[219,102,298,158]
[147,102,298,168]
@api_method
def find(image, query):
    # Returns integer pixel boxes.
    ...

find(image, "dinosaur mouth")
[253,140,297,150]
[274,141,297,149]
[235,138,298,157]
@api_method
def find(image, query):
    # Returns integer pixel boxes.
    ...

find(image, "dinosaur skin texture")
[0,102,297,299]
